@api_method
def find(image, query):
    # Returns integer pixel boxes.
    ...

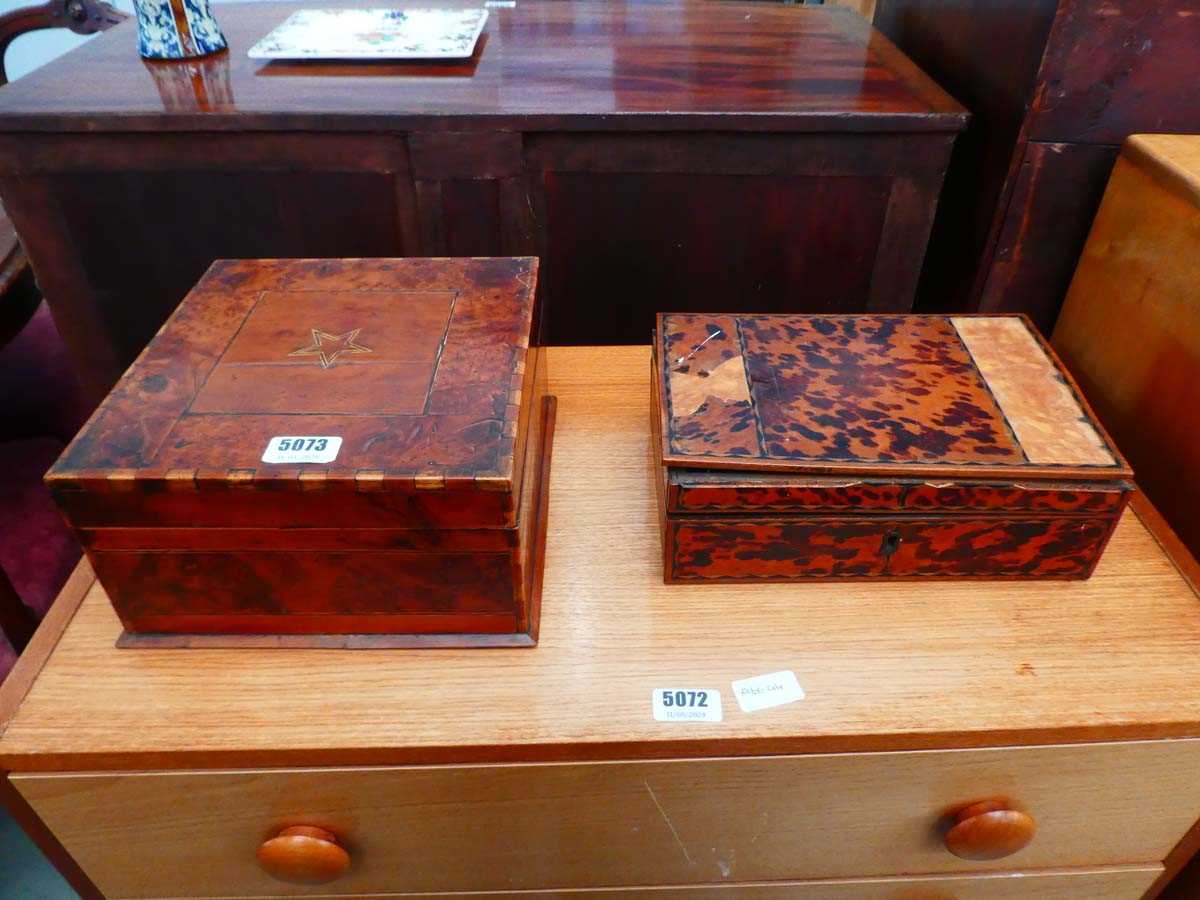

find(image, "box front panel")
[51,486,514,530]
[14,742,1200,896]
[91,548,520,634]
[669,473,1130,515]
[668,513,1120,581]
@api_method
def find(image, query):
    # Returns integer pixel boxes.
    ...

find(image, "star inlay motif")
[288,328,373,369]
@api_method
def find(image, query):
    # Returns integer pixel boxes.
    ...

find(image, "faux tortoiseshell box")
[652,313,1133,582]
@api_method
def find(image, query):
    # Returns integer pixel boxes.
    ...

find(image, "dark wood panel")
[866,174,942,312]
[526,132,953,177]
[0,132,409,174]
[408,132,523,180]
[877,0,1200,334]
[4,166,408,399]
[418,178,509,258]
[1028,0,1200,145]
[978,142,1118,332]
[539,172,893,345]
[0,1,965,133]
[442,179,504,258]
[1160,837,1200,900]
[873,0,1060,313]
[0,1,963,398]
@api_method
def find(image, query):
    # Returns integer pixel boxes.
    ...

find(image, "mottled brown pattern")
[885,518,1114,577]
[660,313,1031,466]
[902,482,1128,513]
[92,550,517,624]
[660,315,759,458]
[46,258,555,642]
[673,478,907,512]
[657,312,1133,482]
[745,314,1021,464]
[51,257,535,484]
[670,515,1116,581]
[672,520,888,579]
[670,474,1130,515]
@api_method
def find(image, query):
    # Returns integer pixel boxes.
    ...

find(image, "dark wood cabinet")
[0,0,965,402]
[874,0,1200,333]
[1,135,412,387]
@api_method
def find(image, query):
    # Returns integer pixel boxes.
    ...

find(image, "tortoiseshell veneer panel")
[654,313,1132,581]
[668,473,1129,514]
[668,515,1117,581]
[657,313,1128,478]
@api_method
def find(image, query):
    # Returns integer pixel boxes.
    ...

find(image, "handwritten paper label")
[731,670,804,713]
[652,688,723,723]
[261,436,342,464]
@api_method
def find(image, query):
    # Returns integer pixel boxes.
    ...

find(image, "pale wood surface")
[0,871,1158,900]
[1053,133,1200,900]
[1053,136,1200,562]
[0,560,95,729]
[4,346,1200,771]
[14,741,1198,896]
[1124,134,1200,207]
[193,868,1163,900]
[830,0,877,22]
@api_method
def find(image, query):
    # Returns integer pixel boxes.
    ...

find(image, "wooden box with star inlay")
[45,257,555,647]
[653,313,1134,582]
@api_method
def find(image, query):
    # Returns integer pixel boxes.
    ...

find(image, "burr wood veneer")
[3,348,1200,899]
[45,257,553,646]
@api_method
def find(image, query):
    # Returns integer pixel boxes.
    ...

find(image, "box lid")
[656,313,1131,482]
[48,257,538,528]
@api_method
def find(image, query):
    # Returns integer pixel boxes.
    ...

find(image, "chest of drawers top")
[0,0,966,135]
[3,346,1200,774]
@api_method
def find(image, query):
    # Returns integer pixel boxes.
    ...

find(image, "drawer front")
[222,868,1165,900]
[15,741,1200,898]
[667,515,1115,580]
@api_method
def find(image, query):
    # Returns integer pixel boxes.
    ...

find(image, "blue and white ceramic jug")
[134,0,227,59]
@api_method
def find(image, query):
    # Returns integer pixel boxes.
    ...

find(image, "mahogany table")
[0,0,965,402]
[3,346,1200,899]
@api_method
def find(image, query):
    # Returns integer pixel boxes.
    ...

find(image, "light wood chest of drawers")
[5,347,1200,899]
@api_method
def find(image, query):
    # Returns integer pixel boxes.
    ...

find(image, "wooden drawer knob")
[944,799,1036,861]
[257,825,351,884]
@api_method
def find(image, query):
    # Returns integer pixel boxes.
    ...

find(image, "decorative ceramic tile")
[247,8,488,60]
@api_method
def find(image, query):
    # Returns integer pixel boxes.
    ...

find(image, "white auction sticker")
[731,670,805,713]
[652,688,723,723]
[261,436,342,464]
